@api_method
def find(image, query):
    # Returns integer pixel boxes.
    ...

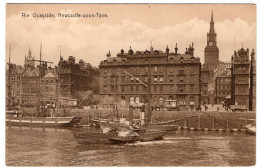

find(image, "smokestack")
[129,106,133,126]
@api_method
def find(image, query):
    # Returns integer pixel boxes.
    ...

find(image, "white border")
[1,1,258,168]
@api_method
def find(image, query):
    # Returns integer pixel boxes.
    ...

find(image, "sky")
[6,4,256,67]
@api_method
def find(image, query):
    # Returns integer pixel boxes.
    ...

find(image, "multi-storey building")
[21,66,41,106]
[99,44,201,110]
[201,67,210,105]
[58,56,99,99]
[40,69,59,105]
[215,75,231,104]
[249,49,256,111]
[6,64,24,106]
[231,47,251,109]
[215,61,231,77]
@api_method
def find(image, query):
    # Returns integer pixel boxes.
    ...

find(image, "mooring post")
[88,110,90,125]
[226,112,229,130]
[212,112,215,130]
[198,113,201,130]
[129,105,133,126]
[183,111,187,128]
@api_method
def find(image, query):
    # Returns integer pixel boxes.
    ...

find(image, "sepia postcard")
[4,2,257,167]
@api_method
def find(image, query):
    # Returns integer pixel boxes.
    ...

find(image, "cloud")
[6,12,256,67]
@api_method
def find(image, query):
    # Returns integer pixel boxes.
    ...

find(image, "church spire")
[209,11,215,34]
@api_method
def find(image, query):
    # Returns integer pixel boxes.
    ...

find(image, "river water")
[6,126,255,167]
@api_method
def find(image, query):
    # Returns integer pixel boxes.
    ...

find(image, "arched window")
[130,97,135,104]
[159,97,164,104]
[136,97,140,104]
[190,96,195,105]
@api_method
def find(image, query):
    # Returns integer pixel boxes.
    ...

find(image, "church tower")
[204,12,219,71]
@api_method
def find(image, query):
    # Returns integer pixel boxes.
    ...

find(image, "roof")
[43,71,58,79]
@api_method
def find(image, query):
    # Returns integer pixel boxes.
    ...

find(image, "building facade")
[58,56,99,99]
[99,44,201,110]
[231,48,251,109]
[249,49,256,111]
[40,69,59,105]
[215,75,231,104]
[201,67,210,105]
[6,64,24,106]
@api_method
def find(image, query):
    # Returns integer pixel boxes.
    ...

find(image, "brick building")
[201,67,210,105]
[215,75,231,104]
[231,47,251,109]
[99,44,201,110]
[40,69,59,105]
[6,64,24,106]
[58,56,99,99]
[249,49,256,111]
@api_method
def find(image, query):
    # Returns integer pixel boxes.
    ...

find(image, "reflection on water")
[6,126,255,166]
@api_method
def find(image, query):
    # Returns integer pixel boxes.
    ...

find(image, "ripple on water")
[6,127,256,167]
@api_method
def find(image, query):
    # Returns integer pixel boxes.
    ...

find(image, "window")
[169,77,173,83]
[159,97,164,104]
[121,85,125,92]
[136,85,139,91]
[154,76,157,82]
[160,77,163,82]
[190,85,194,92]
[190,96,195,105]
[130,97,135,104]
[169,85,173,92]
[179,85,184,92]
[190,76,195,83]
[104,77,107,83]
[121,76,125,83]
[180,77,184,83]
[154,85,157,92]
[104,69,107,74]
[130,86,133,91]
[190,66,194,73]
[154,66,157,72]
[136,97,140,104]
[145,77,148,82]
[160,85,163,92]
[160,66,163,73]
[130,77,134,83]
[179,67,184,74]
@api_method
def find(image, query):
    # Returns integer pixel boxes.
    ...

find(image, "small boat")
[244,122,256,135]
[6,111,81,127]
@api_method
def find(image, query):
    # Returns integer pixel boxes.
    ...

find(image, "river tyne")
[6,126,255,167]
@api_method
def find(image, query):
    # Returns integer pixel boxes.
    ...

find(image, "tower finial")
[211,10,213,22]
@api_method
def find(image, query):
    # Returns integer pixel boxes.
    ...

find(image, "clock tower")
[204,12,219,71]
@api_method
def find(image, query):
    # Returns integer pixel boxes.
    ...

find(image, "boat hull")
[74,132,117,144]
[244,123,256,135]
[138,131,167,141]
[6,116,81,127]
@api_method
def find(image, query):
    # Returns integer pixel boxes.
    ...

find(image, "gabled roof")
[43,71,58,79]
